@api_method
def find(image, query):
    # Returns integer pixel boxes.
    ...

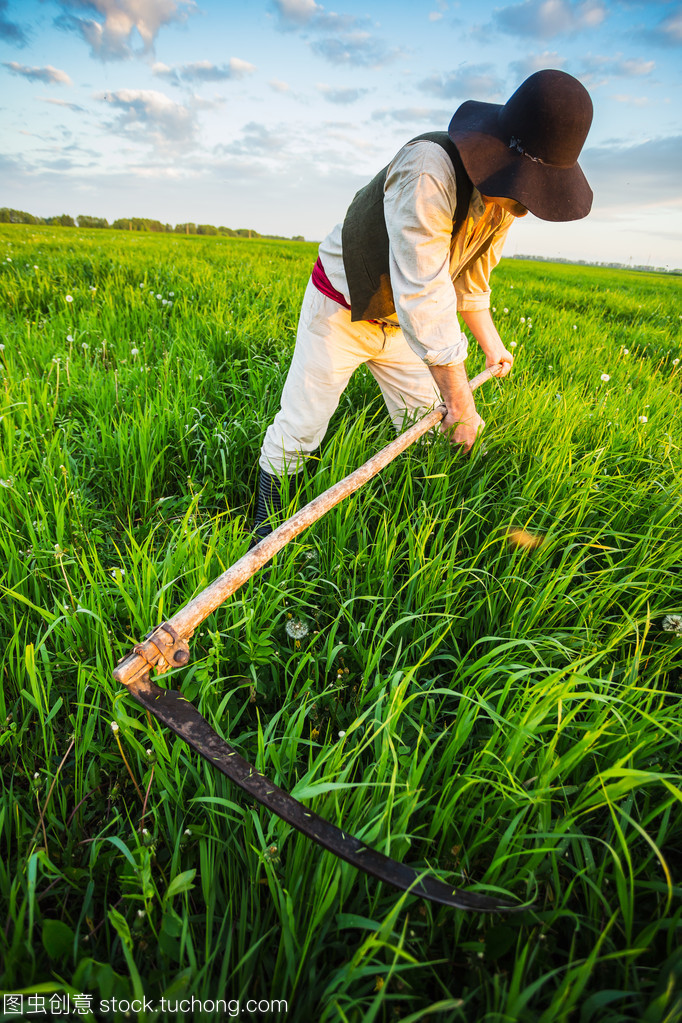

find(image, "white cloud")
[40,97,87,112]
[3,61,72,84]
[509,51,566,80]
[97,88,196,147]
[272,0,399,67]
[153,58,256,85]
[582,54,655,78]
[371,106,452,124]
[611,94,649,107]
[54,0,197,61]
[495,0,607,40]
[317,83,369,104]
[269,79,291,92]
[644,7,682,47]
[419,65,504,101]
[583,134,682,209]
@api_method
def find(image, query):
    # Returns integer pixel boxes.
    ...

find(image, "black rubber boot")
[250,468,303,547]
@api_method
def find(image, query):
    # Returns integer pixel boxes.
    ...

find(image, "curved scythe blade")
[129,675,522,913]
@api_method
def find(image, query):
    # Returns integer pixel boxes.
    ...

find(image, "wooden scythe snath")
[114,364,524,912]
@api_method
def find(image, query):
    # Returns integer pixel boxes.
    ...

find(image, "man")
[253,69,593,542]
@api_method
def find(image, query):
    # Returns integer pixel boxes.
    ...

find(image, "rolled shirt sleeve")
[383,141,512,364]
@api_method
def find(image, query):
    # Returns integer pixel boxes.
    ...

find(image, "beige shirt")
[318,139,514,366]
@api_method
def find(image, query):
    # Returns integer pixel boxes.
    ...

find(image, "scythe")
[113,364,524,912]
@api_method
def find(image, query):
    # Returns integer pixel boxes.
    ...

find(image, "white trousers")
[259,279,441,475]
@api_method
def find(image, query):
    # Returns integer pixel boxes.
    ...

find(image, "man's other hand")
[440,410,485,454]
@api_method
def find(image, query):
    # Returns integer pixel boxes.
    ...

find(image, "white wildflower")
[338,730,346,739]
[81,342,88,350]
[520,316,525,323]
[673,359,679,366]
[67,334,74,342]
[110,721,119,733]
[600,373,610,382]
[638,415,648,423]
[622,349,629,355]
[65,295,73,303]
[503,307,509,314]
[510,341,517,348]
[131,348,139,357]
[662,614,682,633]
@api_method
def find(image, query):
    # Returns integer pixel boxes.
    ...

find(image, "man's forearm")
[460,308,513,374]
[428,361,476,421]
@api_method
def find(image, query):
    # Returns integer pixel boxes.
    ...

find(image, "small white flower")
[601,373,610,382]
[146,747,153,755]
[34,771,40,779]
[162,298,168,305]
[131,348,139,356]
[510,341,517,348]
[81,342,88,350]
[111,566,125,579]
[137,909,145,918]
[139,283,144,288]
[503,307,509,314]
[573,324,577,330]
[6,257,11,263]
[156,293,162,300]
[0,344,5,352]
[67,334,74,342]
[184,828,191,836]
[142,828,149,836]
[169,291,174,296]
[638,415,648,423]
[622,349,629,355]
[492,306,496,312]
[110,721,119,733]
[662,614,682,633]
[673,359,679,366]
[33,264,38,269]
[520,316,525,323]
[338,730,346,738]
[65,295,73,303]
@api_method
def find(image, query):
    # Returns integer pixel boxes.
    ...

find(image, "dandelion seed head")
[673,359,679,366]
[662,614,682,634]
[338,730,346,738]
[67,334,74,342]
[82,342,88,349]
[510,341,517,348]
[65,295,73,302]
[622,349,629,355]
[503,307,509,313]
[520,316,525,323]
[0,344,5,352]
[131,348,139,356]
[286,619,309,640]
[601,373,610,382]
[638,415,648,423]
[110,721,119,733]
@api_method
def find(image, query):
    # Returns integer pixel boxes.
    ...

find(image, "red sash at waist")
[311,256,351,310]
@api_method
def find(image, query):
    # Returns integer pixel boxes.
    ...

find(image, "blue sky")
[1,0,681,265]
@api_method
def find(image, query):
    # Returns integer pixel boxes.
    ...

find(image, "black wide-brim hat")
[448,69,593,222]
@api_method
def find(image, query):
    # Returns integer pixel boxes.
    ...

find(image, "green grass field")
[1,224,681,1022]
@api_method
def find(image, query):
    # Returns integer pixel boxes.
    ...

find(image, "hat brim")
[449,100,593,222]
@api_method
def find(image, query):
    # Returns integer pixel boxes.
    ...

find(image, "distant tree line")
[511,253,681,276]
[0,207,305,242]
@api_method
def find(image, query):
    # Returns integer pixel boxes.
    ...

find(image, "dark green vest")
[341,132,476,322]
